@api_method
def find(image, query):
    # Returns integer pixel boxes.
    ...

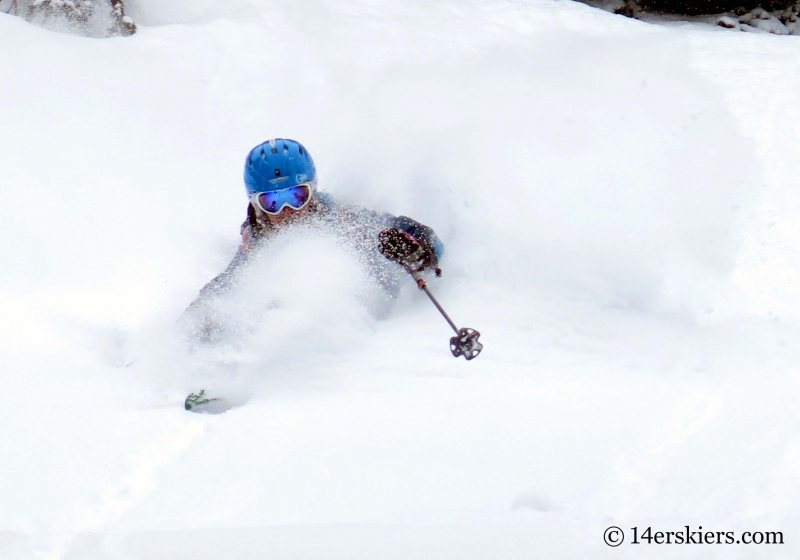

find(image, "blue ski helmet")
[244,138,317,197]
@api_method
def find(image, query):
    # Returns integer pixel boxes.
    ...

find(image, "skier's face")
[260,196,313,227]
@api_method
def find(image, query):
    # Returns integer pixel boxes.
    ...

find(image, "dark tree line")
[582,0,800,32]
[637,0,796,13]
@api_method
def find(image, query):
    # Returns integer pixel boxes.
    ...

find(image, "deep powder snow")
[1,1,800,558]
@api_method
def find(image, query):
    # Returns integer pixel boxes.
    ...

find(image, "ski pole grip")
[402,263,426,289]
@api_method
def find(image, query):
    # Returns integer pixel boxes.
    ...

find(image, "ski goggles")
[250,183,313,215]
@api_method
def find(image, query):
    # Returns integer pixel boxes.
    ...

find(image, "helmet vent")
[260,149,266,158]
[299,146,304,155]
[274,169,281,176]
[283,146,289,155]
[271,148,278,154]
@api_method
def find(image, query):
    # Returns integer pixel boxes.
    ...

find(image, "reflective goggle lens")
[254,183,311,215]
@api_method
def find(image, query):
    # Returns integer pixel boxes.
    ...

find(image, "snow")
[739,8,790,35]
[2,0,800,558]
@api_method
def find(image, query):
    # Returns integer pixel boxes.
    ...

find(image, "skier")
[182,137,444,344]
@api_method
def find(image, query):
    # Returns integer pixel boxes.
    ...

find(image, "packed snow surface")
[2,0,800,558]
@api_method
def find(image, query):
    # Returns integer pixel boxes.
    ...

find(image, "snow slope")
[2,1,800,558]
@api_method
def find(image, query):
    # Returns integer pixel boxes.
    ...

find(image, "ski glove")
[379,219,442,276]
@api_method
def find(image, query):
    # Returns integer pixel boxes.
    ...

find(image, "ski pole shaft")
[421,285,459,334]
[403,263,459,334]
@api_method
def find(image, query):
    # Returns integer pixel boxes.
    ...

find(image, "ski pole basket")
[450,327,483,361]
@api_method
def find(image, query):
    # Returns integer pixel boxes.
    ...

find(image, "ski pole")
[379,228,483,360]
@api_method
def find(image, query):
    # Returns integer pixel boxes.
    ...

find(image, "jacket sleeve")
[186,217,255,308]
[327,193,445,269]
[195,244,250,299]
[179,218,255,342]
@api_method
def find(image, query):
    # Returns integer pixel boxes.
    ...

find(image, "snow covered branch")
[1,0,135,37]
